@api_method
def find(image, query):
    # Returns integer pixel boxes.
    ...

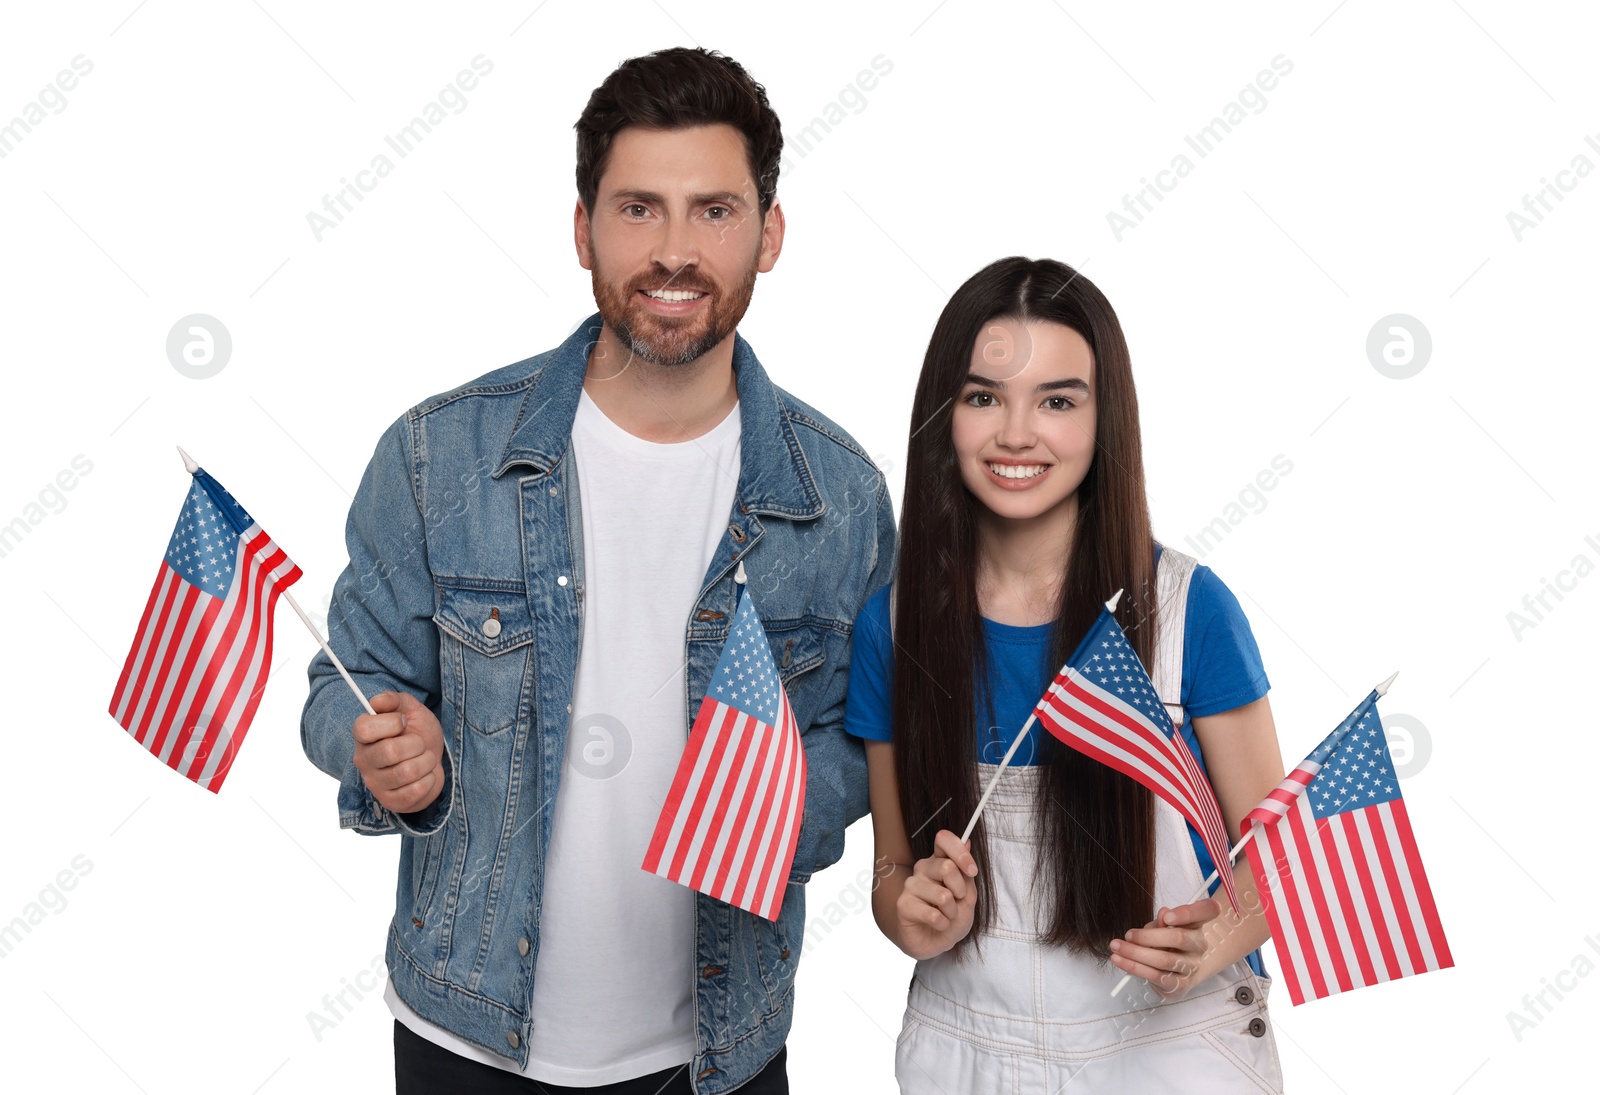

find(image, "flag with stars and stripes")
[108,467,301,792]
[642,584,805,922]
[1242,690,1453,1005]
[1033,602,1242,913]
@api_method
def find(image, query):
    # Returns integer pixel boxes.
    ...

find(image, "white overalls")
[894,547,1285,1093]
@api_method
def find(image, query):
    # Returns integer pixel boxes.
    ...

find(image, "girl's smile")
[982,460,1054,490]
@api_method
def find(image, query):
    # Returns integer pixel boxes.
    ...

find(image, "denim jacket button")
[518,937,530,956]
[507,1030,520,1049]
[482,617,501,638]
[557,575,569,586]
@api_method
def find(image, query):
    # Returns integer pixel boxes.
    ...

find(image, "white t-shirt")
[385,387,742,1085]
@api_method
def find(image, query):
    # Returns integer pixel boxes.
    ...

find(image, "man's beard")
[591,250,759,368]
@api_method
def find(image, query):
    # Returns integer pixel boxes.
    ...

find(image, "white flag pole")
[177,446,375,718]
[1108,669,1399,997]
[957,588,1125,845]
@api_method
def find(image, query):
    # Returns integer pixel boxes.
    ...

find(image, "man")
[300,47,895,1094]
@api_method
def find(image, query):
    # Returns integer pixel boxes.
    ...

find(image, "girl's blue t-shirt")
[843,544,1271,937]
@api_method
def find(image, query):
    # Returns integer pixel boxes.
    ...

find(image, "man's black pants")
[394,1020,789,1094]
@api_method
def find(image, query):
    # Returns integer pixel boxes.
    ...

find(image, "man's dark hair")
[575,47,783,217]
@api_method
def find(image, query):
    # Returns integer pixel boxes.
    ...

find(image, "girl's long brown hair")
[892,256,1160,956]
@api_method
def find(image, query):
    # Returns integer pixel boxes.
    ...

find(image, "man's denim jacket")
[299,313,895,1092]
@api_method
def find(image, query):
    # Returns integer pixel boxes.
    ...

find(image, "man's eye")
[624,204,648,217]
[707,206,731,220]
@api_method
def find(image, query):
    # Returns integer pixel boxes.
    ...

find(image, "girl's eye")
[1044,396,1075,411]
[963,390,997,408]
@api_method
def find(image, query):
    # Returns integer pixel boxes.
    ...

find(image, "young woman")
[844,257,1289,1092]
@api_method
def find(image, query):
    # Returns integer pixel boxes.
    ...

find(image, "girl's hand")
[895,829,979,960]
[1109,898,1231,1001]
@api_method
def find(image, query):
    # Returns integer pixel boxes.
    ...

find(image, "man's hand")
[353,691,444,816]
[895,829,979,960]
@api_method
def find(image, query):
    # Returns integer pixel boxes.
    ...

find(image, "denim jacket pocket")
[763,619,827,688]
[432,579,535,736]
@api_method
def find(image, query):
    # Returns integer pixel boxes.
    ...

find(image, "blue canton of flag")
[1307,707,1402,819]
[707,594,783,726]
[165,478,252,598]
[1078,629,1177,735]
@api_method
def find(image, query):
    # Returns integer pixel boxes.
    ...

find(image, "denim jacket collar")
[494,311,824,520]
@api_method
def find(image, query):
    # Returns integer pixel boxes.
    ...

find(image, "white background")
[2,1,1596,1091]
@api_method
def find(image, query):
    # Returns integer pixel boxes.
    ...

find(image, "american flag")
[1242,690,1452,1005]
[642,584,805,922]
[1033,601,1242,912]
[108,469,301,792]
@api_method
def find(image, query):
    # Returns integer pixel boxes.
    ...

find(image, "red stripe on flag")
[1173,735,1240,911]
[748,710,800,915]
[1274,803,1330,1001]
[117,569,186,736]
[1316,809,1380,989]
[1387,799,1453,969]
[668,705,740,881]
[1339,811,1403,981]
[1249,820,1307,1006]
[687,712,760,892]
[707,713,779,896]
[173,539,287,778]
[643,696,721,872]
[1287,801,1354,994]
[145,593,228,762]
[129,583,203,746]
[111,562,172,718]
[750,702,804,919]
[201,562,298,792]
[729,714,793,911]
[1364,804,1426,976]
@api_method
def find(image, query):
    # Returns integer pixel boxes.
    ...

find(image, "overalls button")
[518,937,530,956]
[1234,985,1254,1005]
[507,1030,521,1049]
[482,608,501,638]
[1247,1017,1267,1038]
